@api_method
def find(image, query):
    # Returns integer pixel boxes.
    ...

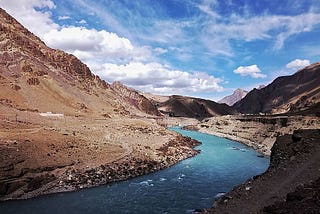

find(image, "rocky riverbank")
[53,135,201,197]
[187,115,320,155]
[0,115,200,201]
[203,129,320,213]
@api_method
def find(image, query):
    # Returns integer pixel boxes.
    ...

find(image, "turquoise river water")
[0,127,269,214]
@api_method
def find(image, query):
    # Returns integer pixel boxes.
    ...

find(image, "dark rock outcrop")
[204,129,320,213]
[262,178,320,214]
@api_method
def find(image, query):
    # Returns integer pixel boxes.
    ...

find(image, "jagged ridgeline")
[233,63,320,115]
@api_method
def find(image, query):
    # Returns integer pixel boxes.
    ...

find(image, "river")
[0,127,269,214]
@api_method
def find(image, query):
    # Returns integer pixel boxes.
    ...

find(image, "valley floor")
[1,110,319,214]
[0,110,199,200]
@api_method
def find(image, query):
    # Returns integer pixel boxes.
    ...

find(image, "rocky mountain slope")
[204,129,320,213]
[233,63,320,114]
[155,95,237,119]
[0,8,200,200]
[111,81,161,116]
[218,88,248,106]
[0,8,160,118]
[0,8,118,117]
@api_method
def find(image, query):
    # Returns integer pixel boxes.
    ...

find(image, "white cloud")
[58,15,70,20]
[203,12,320,54]
[70,0,131,38]
[93,62,223,94]
[0,0,224,96]
[234,65,266,78]
[286,59,311,69]
[78,19,87,24]
[197,0,219,18]
[42,26,222,95]
[154,47,168,55]
[43,27,151,63]
[0,0,58,38]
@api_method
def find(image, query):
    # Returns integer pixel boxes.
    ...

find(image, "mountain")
[0,8,201,200]
[155,95,237,119]
[0,8,161,118]
[111,81,161,116]
[0,8,117,116]
[218,89,248,106]
[233,63,320,114]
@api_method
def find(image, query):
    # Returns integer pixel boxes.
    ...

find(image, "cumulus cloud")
[1,0,224,96]
[234,65,266,78]
[0,0,58,38]
[286,59,310,69]
[93,62,223,94]
[43,27,151,63]
[43,27,222,95]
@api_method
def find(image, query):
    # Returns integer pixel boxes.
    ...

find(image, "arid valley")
[1,2,320,214]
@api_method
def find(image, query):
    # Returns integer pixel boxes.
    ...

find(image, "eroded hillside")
[0,8,200,200]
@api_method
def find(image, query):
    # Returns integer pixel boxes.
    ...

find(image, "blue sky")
[1,0,320,100]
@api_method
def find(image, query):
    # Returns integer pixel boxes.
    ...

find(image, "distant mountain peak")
[218,88,248,106]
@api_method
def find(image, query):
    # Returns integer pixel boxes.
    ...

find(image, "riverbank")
[184,115,320,155]
[204,129,320,213]
[0,113,200,201]
[0,126,269,214]
[161,115,320,213]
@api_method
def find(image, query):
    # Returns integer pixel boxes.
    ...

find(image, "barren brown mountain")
[0,8,200,200]
[154,95,237,119]
[233,63,320,115]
